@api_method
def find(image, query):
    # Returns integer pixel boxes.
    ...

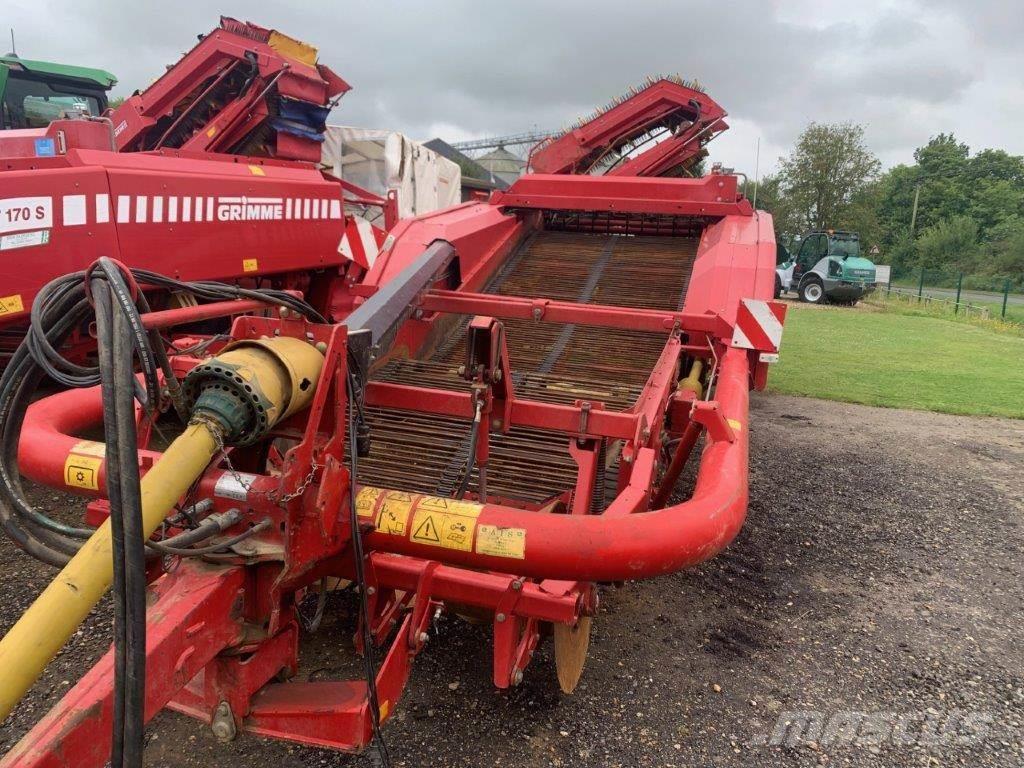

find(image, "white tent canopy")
[322,126,461,223]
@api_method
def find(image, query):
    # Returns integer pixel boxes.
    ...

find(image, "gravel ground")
[1,393,1022,767]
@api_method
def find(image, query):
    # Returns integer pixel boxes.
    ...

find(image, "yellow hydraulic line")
[0,421,220,721]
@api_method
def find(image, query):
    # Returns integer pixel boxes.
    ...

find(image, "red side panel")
[0,150,347,327]
[683,212,777,325]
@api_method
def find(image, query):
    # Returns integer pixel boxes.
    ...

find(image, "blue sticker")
[34,138,56,157]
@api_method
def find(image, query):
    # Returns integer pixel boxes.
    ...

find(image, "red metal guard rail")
[16,348,750,583]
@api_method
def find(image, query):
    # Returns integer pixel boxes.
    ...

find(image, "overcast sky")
[7,1,1023,174]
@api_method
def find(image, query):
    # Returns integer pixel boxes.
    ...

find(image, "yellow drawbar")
[0,422,219,720]
[0,336,324,721]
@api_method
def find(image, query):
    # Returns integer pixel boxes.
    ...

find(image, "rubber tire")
[774,275,783,300]
[799,277,826,304]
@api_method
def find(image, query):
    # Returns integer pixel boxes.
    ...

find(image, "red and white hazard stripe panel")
[731,299,786,354]
[337,216,389,269]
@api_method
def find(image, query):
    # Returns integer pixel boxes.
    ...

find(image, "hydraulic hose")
[454,398,484,500]
[0,332,325,724]
[347,372,392,766]
[0,267,323,568]
[0,420,221,722]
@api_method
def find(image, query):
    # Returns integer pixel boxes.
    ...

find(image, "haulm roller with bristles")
[530,74,728,177]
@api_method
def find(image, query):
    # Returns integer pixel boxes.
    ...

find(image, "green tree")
[756,125,1024,278]
[844,180,883,252]
[744,173,802,238]
[911,133,970,232]
[776,122,881,232]
[968,178,1024,236]
[915,215,979,272]
[875,164,919,246]
[988,217,1024,285]
[965,148,1024,185]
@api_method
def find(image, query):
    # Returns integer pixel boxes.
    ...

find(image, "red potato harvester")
[0,80,787,766]
[0,17,397,364]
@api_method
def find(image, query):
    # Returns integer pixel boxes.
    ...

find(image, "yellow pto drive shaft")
[0,336,323,720]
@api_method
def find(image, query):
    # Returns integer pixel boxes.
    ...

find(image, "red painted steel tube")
[363,553,581,624]
[364,381,640,440]
[139,290,304,330]
[420,289,730,336]
[17,348,750,583]
[362,345,750,581]
[140,299,271,330]
[651,420,702,509]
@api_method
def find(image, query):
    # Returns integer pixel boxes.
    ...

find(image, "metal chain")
[208,424,319,507]
[276,463,319,504]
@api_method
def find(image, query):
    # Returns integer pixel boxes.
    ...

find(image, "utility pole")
[909,183,921,236]
[751,137,761,210]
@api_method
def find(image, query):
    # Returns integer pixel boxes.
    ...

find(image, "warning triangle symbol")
[413,515,440,543]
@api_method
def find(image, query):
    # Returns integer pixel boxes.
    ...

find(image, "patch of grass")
[867,293,1024,336]
[972,299,1024,325]
[769,304,1024,418]
[883,285,1024,326]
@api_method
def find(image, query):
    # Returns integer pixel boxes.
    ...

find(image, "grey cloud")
[6,0,1023,171]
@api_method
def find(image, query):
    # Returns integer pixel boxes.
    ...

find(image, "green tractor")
[1,54,115,130]
[775,230,876,305]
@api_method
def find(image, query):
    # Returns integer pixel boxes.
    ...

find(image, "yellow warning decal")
[356,487,382,519]
[475,525,526,560]
[727,418,743,432]
[242,258,259,273]
[410,496,481,552]
[64,454,102,490]
[71,440,106,457]
[376,491,414,536]
[378,699,391,721]
[417,496,481,517]
[206,126,218,138]
[248,164,266,176]
[0,294,24,316]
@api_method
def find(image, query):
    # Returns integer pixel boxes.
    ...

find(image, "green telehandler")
[775,230,877,305]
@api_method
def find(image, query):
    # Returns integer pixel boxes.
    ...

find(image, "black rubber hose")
[91,281,129,766]
[0,286,92,560]
[454,400,483,500]
[0,268,325,566]
[112,298,147,768]
[146,518,270,557]
[347,371,392,767]
[146,507,238,553]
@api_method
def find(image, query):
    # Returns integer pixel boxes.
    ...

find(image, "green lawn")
[768,304,1024,418]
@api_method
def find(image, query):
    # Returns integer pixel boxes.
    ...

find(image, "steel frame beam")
[419,289,729,336]
[1,563,245,768]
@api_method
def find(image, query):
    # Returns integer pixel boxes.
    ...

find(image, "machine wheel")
[799,278,826,304]
[774,275,782,300]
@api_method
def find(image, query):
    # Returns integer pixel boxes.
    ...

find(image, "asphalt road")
[890,284,1024,307]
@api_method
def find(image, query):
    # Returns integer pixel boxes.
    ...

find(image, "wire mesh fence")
[882,267,1024,325]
